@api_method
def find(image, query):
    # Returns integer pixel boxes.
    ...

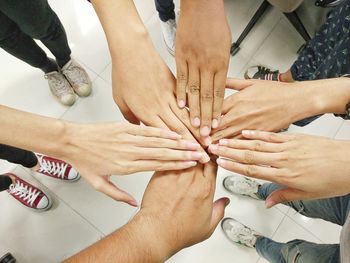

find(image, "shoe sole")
[36,171,81,183]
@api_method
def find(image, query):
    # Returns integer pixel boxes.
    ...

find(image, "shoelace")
[9,182,40,207]
[45,73,71,96]
[229,224,256,246]
[63,63,87,85]
[258,66,278,75]
[37,156,68,179]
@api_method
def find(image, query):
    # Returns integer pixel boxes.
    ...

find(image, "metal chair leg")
[284,11,311,42]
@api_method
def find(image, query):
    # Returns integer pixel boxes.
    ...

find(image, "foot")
[223,175,261,200]
[45,71,76,106]
[35,154,80,182]
[61,59,92,97]
[7,173,52,212]
[244,66,280,81]
[221,218,260,248]
[160,18,176,56]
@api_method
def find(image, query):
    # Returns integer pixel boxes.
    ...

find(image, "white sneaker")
[62,59,92,97]
[221,218,260,248]
[160,18,176,56]
[223,175,261,200]
[45,71,76,106]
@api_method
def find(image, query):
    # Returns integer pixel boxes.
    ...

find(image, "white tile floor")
[0,0,347,262]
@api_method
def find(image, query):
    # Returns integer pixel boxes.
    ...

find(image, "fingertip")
[242,130,254,137]
[265,199,275,209]
[178,99,186,108]
[192,117,201,127]
[203,136,212,146]
[127,199,139,207]
[216,158,227,167]
[200,126,211,137]
[212,119,219,129]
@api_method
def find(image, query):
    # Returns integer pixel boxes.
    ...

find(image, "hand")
[211,79,321,142]
[209,130,350,207]
[135,162,230,260]
[176,0,231,136]
[63,122,205,206]
[112,44,212,148]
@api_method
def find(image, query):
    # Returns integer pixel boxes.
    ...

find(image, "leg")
[258,183,350,226]
[0,0,71,67]
[155,0,175,22]
[0,10,58,72]
[256,237,340,263]
[0,174,12,192]
[0,144,38,169]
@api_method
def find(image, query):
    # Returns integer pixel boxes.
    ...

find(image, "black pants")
[0,0,71,70]
[155,0,175,22]
[0,144,37,191]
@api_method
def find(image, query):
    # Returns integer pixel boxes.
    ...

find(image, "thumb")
[210,197,230,230]
[225,78,255,91]
[265,188,314,208]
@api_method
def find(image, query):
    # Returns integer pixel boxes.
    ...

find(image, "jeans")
[0,144,38,191]
[254,183,349,263]
[290,0,350,126]
[155,0,175,22]
[0,0,71,70]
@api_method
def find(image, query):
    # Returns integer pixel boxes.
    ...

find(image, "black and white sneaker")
[244,66,281,81]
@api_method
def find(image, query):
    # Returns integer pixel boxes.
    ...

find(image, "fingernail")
[208,144,218,153]
[219,139,228,146]
[192,117,200,127]
[191,152,204,159]
[183,161,197,167]
[202,154,211,163]
[168,131,182,139]
[203,136,212,146]
[186,142,201,150]
[224,198,230,206]
[242,130,253,136]
[217,158,227,166]
[212,119,219,129]
[265,199,275,209]
[178,100,186,108]
[128,199,138,207]
[200,126,211,137]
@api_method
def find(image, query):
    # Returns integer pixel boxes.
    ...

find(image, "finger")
[176,59,188,108]
[266,188,316,208]
[212,71,226,129]
[242,130,295,143]
[216,158,279,181]
[131,160,198,172]
[221,94,235,114]
[210,198,230,231]
[225,78,255,90]
[135,147,206,161]
[218,139,283,153]
[211,125,242,143]
[89,176,137,206]
[187,64,201,127]
[200,71,214,137]
[126,124,182,140]
[115,98,140,125]
[209,146,283,166]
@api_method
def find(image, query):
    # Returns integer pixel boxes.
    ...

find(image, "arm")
[64,162,230,262]
[0,105,205,205]
[212,77,350,141]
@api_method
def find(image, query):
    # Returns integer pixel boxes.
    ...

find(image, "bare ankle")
[280,70,295,83]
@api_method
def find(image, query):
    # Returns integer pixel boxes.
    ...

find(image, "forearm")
[64,212,169,263]
[0,105,69,158]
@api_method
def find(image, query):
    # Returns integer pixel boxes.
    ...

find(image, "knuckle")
[188,82,200,95]
[253,141,263,151]
[178,72,187,83]
[201,90,213,101]
[245,165,257,177]
[243,150,255,163]
[214,88,225,99]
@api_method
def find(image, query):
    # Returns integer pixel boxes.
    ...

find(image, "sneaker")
[45,71,76,106]
[221,218,260,248]
[36,154,80,182]
[244,66,280,81]
[7,173,52,212]
[160,18,176,56]
[223,175,261,200]
[61,59,92,97]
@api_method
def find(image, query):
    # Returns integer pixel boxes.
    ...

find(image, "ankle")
[41,58,59,74]
[280,70,295,83]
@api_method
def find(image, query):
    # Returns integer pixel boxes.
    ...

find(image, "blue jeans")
[254,183,349,263]
[155,0,175,22]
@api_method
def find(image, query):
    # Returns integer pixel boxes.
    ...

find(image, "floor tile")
[0,167,101,263]
[334,120,350,140]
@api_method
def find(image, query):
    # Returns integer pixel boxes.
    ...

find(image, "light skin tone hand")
[209,130,350,208]
[176,0,231,138]
[64,162,229,263]
[211,77,350,142]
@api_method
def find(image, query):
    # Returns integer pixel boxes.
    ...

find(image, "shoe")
[160,18,176,56]
[315,0,346,7]
[0,252,16,263]
[45,71,76,106]
[7,173,52,212]
[223,175,261,200]
[244,66,280,81]
[61,59,92,97]
[221,218,260,248]
[36,154,80,182]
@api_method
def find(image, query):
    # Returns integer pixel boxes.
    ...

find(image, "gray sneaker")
[62,59,92,97]
[221,218,260,248]
[45,71,76,106]
[223,175,261,200]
